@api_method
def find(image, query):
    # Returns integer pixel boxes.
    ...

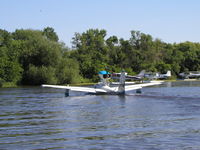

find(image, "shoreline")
[1,79,200,88]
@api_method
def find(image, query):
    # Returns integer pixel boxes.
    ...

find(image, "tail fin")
[118,70,126,94]
[138,70,145,77]
[166,70,171,77]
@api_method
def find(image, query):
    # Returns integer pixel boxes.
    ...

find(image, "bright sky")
[1,0,200,47]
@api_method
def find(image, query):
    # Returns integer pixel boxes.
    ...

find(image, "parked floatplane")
[42,70,163,96]
[179,71,200,79]
[144,71,171,80]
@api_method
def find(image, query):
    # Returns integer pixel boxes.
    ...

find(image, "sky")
[1,0,200,47]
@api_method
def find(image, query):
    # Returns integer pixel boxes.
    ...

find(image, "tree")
[26,65,57,85]
[0,29,23,85]
[0,29,12,46]
[56,58,81,84]
[43,27,59,42]
[71,29,109,80]
[12,29,62,85]
[2,27,200,85]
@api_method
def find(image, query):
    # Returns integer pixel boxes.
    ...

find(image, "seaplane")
[111,70,145,81]
[42,70,163,96]
[179,71,200,79]
[110,70,145,85]
[157,70,171,79]
[145,70,171,80]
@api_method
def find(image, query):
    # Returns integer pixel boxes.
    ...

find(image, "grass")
[1,82,18,88]
[69,82,96,86]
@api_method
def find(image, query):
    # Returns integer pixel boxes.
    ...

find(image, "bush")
[25,65,57,85]
[0,78,4,87]
[56,58,81,84]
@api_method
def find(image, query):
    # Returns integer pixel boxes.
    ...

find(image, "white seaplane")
[42,70,163,96]
[111,70,145,81]
[145,70,171,80]
[179,71,200,79]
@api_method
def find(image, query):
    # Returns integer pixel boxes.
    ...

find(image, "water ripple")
[1,81,200,149]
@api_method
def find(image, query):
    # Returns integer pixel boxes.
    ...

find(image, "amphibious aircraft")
[42,70,163,96]
[157,70,171,79]
[179,71,200,79]
[111,70,145,81]
[145,71,171,80]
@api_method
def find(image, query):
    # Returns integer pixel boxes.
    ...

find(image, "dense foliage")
[1,27,200,86]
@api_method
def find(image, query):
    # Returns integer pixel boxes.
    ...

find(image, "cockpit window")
[103,74,111,78]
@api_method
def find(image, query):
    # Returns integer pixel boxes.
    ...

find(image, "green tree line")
[1,27,200,87]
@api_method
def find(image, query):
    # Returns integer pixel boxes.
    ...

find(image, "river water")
[1,81,200,150]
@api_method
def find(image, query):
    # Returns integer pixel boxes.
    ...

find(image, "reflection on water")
[1,81,200,149]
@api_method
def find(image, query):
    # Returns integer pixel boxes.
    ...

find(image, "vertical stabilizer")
[118,70,126,94]
[138,70,145,77]
[166,70,171,77]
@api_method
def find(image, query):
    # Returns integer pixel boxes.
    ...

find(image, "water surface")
[1,81,200,149]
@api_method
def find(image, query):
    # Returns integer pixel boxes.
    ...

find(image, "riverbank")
[0,82,96,88]
[1,79,199,88]
[0,82,18,88]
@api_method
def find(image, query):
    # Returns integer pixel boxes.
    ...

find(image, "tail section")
[118,70,126,94]
[166,70,171,77]
[138,70,145,77]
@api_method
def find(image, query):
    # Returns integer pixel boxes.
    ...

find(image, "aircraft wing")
[140,81,163,87]
[112,75,141,80]
[125,84,142,91]
[125,81,163,92]
[42,84,106,93]
[125,75,142,80]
